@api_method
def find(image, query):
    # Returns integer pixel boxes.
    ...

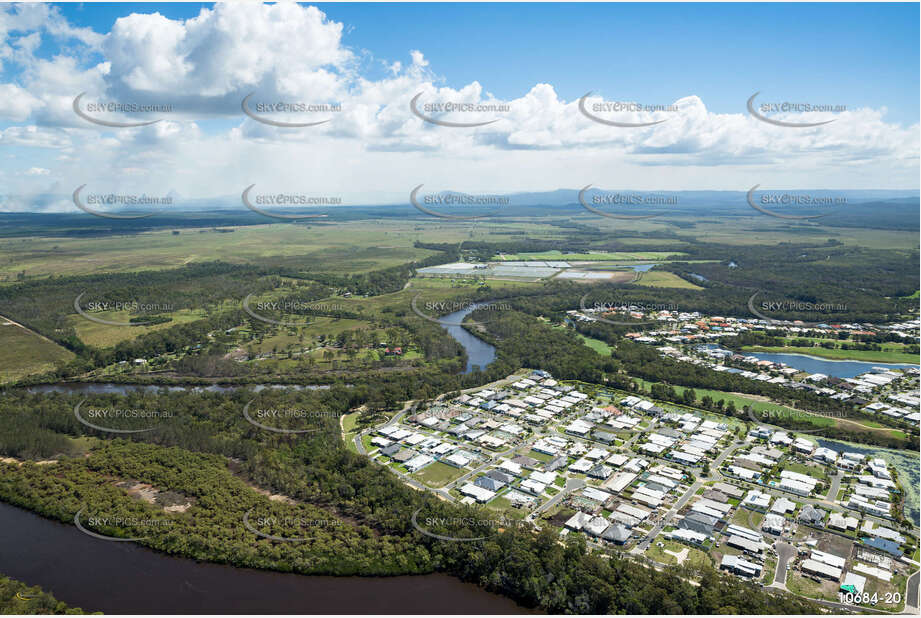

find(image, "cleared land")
[0,321,75,382]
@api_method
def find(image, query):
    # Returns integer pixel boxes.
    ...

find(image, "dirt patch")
[0,457,57,466]
[247,483,298,505]
[117,481,194,512]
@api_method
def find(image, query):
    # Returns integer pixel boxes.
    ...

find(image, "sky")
[0,2,918,212]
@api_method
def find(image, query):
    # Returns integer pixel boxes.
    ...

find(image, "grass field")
[0,323,75,382]
[413,461,466,487]
[635,270,704,289]
[70,307,211,348]
[742,345,919,364]
[0,222,440,279]
[577,334,614,355]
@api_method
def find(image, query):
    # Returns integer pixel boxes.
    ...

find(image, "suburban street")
[773,541,796,587]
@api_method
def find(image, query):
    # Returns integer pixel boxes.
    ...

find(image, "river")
[0,501,526,614]
[438,303,497,374]
[745,352,918,379]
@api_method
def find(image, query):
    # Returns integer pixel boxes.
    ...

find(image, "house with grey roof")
[475,476,505,492]
[601,524,631,544]
[679,511,718,536]
[798,504,826,526]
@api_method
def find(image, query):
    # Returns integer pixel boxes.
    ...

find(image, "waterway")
[438,303,497,374]
[745,352,917,379]
[0,501,526,614]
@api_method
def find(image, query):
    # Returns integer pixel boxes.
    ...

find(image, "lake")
[746,352,917,379]
[0,501,527,614]
[438,303,497,374]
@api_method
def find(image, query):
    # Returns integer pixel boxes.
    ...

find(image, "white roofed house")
[792,437,816,454]
[742,490,772,511]
[405,454,435,472]
[769,431,793,446]
[443,453,470,468]
[813,446,839,464]
[867,458,891,479]
[762,513,785,535]
[828,512,859,531]
[770,497,796,515]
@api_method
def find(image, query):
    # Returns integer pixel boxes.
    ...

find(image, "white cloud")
[0,2,916,207]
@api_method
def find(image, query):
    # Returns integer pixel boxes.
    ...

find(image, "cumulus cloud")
[0,2,916,207]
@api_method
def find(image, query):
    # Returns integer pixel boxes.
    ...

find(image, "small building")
[801,558,842,580]
[721,554,762,578]
[679,511,718,536]
[601,524,631,544]
[762,513,785,535]
[797,504,826,526]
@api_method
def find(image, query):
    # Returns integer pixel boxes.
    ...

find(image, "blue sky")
[0,2,917,209]
[53,2,920,123]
